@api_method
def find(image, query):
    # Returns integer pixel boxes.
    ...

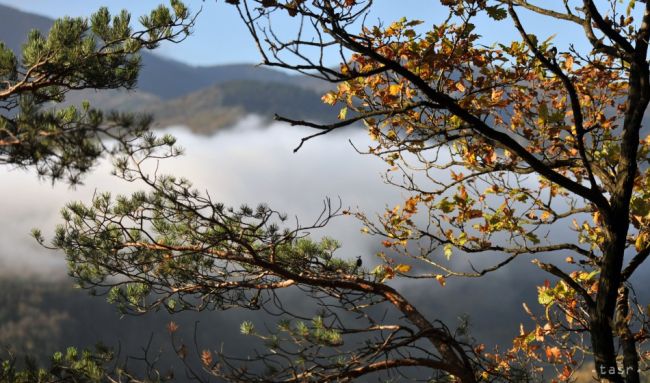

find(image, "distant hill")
[147,80,336,134]
[0,4,53,54]
[0,4,336,133]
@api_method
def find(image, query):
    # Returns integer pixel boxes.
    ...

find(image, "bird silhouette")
[547,46,558,65]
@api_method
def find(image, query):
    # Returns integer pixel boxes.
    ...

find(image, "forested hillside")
[0,4,334,133]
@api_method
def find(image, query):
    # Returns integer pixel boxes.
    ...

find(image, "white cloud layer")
[0,117,400,277]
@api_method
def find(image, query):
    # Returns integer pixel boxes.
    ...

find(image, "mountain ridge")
[0,4,336,132]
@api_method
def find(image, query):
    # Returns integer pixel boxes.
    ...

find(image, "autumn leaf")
[286,4,298,17]
[491,88,504,102]
[563,55,574,71]
[322,92,338,105]
[338,106,348,120]
[635,232,648,252]
[395,264,412,273]
[201,350,213,366]
[435,275,446,287]
[545,346,561,362]
[467,209,483,219]
[388,84,402,96]
[404,196,419,214]
[167,321,179,334]
[444,244,453,260]
[381,266,396,282]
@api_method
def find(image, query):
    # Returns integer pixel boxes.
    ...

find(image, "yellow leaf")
[435,275,446,287]
[388,84,402,96]
[395,264,411,273]
[455,82,466,92]
[338,106,348,120]
[444,244,453,260]
[491,88,503,102]
[635,232,647,252]
[545,346,561,362]
[322,92,337,105]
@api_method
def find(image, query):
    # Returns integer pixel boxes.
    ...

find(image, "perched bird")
[355,256,363,270]
[547,46,558,64]
[249,289,261,309]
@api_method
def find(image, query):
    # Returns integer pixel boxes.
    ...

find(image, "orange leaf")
[322,92,337,105]
[467,209,483,219]
[404,196,419,214]
[491,88,504,102]
[381,266,396,282]
[563,56,574,71]
[435,275,446,286]
[167,321,179,334]
[395,264,412,273]
[545,346,561,362]
[201,350,213,366]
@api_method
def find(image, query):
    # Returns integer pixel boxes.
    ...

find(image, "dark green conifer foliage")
[0,1,192,184]
[0,2,191,382]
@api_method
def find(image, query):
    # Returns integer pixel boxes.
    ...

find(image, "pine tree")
[0,1,192,184]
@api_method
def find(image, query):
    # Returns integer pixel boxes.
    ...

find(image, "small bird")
[355,256,362,270]
[547,46,558,64]
[249,290,261,310]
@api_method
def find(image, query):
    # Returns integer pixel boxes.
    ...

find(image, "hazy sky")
[0,0,586,66]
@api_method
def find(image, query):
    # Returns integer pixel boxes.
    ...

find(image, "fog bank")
[0,116,398,277]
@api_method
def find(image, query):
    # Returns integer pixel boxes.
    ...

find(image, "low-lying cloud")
[2,116,648,371]
[0,116,398,277]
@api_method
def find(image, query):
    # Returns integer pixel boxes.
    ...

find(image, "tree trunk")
[590,59,648,383]
[590,156,638,383]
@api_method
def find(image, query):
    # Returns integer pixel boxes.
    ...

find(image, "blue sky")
[0,0,586,66]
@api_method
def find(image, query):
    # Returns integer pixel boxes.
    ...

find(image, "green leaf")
[538,289,554,305]
[526,232,541,244]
